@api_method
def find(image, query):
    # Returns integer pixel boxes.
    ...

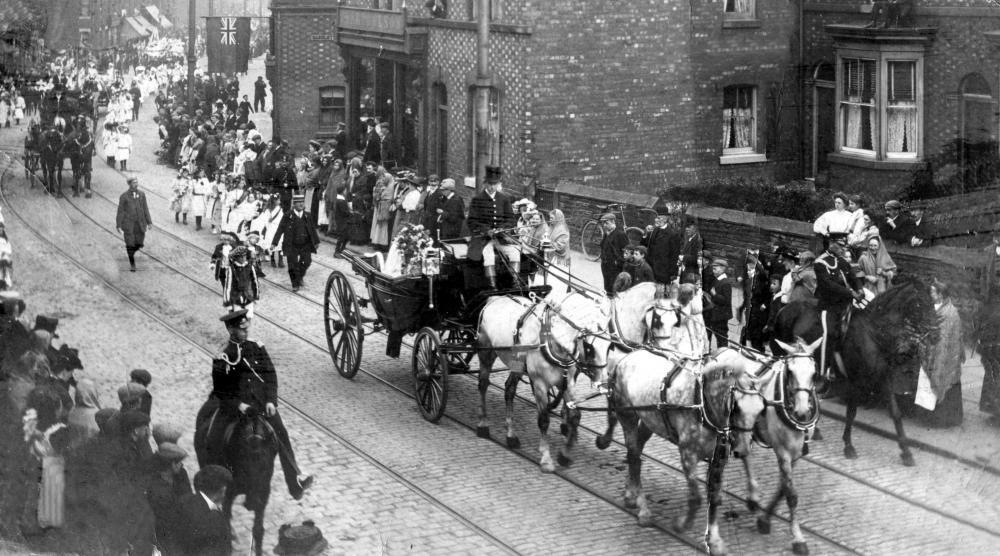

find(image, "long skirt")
[38,455,65,528]
[916,381,963,428]
[981,353,1000,415]
[209,198,224,227]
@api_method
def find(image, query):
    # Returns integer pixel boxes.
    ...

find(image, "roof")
[0,0,43,36]
[121,17,152,40]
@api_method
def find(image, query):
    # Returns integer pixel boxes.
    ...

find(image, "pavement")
[0,54,998,555]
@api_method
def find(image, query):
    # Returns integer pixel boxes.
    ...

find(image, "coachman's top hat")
[484,165,502,184]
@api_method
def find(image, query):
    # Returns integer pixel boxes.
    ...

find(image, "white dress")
[115,133,132,162]
[190,177,209,218]
[102,130,117,160]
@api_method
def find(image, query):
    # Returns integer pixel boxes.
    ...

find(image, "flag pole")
[187,0,197,114]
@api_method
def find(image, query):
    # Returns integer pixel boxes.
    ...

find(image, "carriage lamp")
[422,247,441,276]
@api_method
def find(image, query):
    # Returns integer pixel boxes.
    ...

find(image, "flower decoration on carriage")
[392,223,437,276]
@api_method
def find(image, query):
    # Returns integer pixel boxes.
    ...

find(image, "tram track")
[3,138,999,552]
[0,156,529,556]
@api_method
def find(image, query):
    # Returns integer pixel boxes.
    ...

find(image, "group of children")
[100,123,133,171]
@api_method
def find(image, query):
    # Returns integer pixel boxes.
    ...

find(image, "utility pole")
[473,0,490,190]
[187,0,197,114]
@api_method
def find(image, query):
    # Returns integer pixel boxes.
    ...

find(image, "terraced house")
[268,0,800,198]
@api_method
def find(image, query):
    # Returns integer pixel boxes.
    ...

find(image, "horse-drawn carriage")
[324,235,551,422]
[24,89,98,194]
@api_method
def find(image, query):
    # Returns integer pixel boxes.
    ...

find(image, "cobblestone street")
[1,56,999,556]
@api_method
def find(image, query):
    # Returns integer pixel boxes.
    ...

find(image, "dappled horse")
[712,339,822,555]
[195,413,277,556]
[603,351,765,555]
[39,127,65,195]
[773,279,936,466]
[476,290,612,472]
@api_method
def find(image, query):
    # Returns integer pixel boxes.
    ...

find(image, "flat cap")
[599,213,616,223]
[118,382,146,403]
[826,232,849,241]
[439,178,455,191]
[884,200,902,210]
[711,258,728,268]
[130,368,152,386]
[119,409,150,430]
[156,442,188,462]
[152,422,184,445]
[631,245,648,255]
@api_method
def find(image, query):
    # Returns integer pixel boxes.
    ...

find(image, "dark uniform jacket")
[177,492,232,556]
[813,252,855,313]
[707,274,733,325]
[879,214,913,245]
[272,210,320,254]
[437,194,466,240]
[643,226,681,284]
[211,339,278,415]
[467,190,516,260]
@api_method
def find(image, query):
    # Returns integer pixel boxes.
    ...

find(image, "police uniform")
[813,235,858,352]
[194,310,311,499]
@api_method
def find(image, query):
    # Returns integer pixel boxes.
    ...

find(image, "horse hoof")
[901,452,916,467]
[556,453,573,467]
[637,513,654,528]
[756,517,771,535]
[745,499,760,512]
[595,435,611,450]
[811,428,823,441]
[792,541,810,555]
[506,436,521,450]
[476,426,490,439]
[843,446,858,460]
[560,423,568,436]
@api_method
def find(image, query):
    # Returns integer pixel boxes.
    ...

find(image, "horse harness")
[507,294,607,374]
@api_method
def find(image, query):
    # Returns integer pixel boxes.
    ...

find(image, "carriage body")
[36,90,96,128]
[324,242,550,422]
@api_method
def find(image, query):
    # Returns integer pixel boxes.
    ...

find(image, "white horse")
[605,350,766,555]
[476,290,612,472]
[711,339,822,556]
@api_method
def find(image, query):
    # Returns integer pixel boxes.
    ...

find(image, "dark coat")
[422,189,445,232]
[271,211,320,254]
[146,468,192,555]
[211,339,278,414]
[600,227,630,274]
[467,190,516,260]
[254,80,267,98]
[177,492,232,556]
[813,252,855,313]
[879,214,913,245]
[437,193,465,240]
[363,130,380,164]
[739,263,771,343]
[626,260,655,285]
[332,197,351,235]
[116,189,152,248]
[643,226,681,283]
[707,274,733,325]
[378,134,395,168]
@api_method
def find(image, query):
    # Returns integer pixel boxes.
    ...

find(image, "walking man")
[115,177,152,272]
[194,310,313,501]
[253,76,267,112]
[270,194,319,292]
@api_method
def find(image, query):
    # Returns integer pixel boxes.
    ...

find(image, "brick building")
[268,0,800,198]
[801,0,1000,196]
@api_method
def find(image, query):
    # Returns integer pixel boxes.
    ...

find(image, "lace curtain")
[842,97,876,151]
[722,108,753,150]
[887,103,917,154]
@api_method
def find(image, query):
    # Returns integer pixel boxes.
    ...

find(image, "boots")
[277,254,285,268]
[195,216,202,230]
[270,253,277,268]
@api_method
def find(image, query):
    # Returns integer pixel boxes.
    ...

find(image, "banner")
[205,16,251,74]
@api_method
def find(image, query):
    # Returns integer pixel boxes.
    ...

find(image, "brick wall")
[270,5,343,152]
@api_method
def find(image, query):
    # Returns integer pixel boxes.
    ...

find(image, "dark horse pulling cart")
[29,89,98,195]
[324,240,550,422]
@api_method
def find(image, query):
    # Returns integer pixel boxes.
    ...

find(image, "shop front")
[337,7,427,171]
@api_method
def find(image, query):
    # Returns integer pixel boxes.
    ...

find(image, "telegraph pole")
[187,0,196,114]
[473,0,490,190]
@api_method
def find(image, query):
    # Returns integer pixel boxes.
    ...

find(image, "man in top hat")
[195,310,313,501]
[435,179,465,241]
[467,166,519,288]
[643,207,682,285]
[706,257,733,350]
[116,177,152,272]
[270,194,319,292]
[814,232,865,377]
[599,213,630,295]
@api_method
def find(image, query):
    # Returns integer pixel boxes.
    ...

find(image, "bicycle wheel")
[625,226,646,246]
[580,220,605,261]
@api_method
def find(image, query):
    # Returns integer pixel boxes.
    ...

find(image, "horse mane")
[859,278,938,351]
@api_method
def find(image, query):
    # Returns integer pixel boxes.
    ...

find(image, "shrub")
[905,139,1000,200]
[658,176,831,223]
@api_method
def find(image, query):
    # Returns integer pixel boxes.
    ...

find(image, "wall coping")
[538,181,659,208]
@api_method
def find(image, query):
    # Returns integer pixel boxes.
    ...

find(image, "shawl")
[325,167,347,205]
[926,301,964,399]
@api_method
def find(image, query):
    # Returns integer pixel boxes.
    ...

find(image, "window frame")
[318,86,346,131]
[724,0,755,20]
[834,47,924,162]
[719,84,767,164]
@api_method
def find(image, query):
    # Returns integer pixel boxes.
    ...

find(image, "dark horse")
[195,413,277,556]
[773,279,936,466]
[39,127,65,195]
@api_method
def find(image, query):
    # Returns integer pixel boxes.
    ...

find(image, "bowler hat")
[130,369,152,387]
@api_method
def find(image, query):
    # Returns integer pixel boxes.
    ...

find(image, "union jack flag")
[219,17,237,45]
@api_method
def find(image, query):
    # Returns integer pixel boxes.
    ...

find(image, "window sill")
[827,152,924,171]
[719,153,768,165]
[722,19,762,29]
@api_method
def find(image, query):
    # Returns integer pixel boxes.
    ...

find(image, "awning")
[120,17,151,41]
[133,15,159,37]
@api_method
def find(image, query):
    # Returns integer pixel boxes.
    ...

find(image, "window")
[725,0,754,19]
[319,86,345,130]
[372,0,396,9]
[722,85,757,155]
[469,86,501,174]
[835,51,923,161]
[469,0,502,22]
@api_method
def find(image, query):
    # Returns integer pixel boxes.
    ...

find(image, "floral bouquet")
[392,224,435,276]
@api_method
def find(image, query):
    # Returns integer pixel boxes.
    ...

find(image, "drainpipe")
[798,0,806,179]
[474,0,490,190]
[186,0,196,114]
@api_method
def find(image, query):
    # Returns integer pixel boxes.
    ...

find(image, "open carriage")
[323,237,551,422]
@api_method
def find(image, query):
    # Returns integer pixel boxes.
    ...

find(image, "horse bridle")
[751,352,820,431]
[529,292,610,373]
[701,377,765,439]
[643,303,683,344]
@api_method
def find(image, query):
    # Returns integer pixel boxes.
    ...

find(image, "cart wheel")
[412,327,448,423]
[580,220,604,262]
[625,226,646,246]
[324,271,364,379]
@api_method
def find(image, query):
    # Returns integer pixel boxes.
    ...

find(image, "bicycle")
[579,203,659,261]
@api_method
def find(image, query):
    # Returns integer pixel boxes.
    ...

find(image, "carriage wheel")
[324,271,364,379]
[412,327,448,423]
[580,220,604,261]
